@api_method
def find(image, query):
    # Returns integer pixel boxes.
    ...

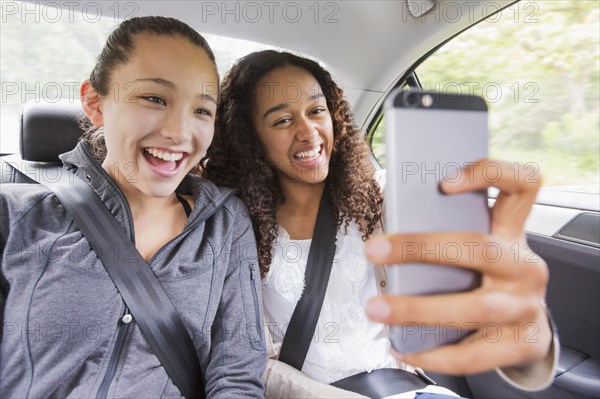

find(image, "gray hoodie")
[0,142,266,398]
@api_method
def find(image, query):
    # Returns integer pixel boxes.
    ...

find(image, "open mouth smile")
[293,143,324,165]
[142,147,189,177]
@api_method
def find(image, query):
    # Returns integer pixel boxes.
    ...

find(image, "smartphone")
[383,89,490,353]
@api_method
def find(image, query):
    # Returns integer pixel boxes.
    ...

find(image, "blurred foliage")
[372,0,599,193]
[0,3,271,114]
[0,1,274,154]
[0,10,119,113]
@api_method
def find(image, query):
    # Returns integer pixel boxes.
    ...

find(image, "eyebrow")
[199,93,217,105]
[134,78,217,105]
[263,103,288,119]
[135,77,175,89]
[262,93,326,119]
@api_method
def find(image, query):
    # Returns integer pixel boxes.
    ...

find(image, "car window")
[0,1,278,155]
[370,1,599,194]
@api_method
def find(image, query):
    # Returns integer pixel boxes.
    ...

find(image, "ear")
[80,80,104,127]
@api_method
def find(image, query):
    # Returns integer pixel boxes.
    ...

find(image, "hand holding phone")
[384,89,490,353]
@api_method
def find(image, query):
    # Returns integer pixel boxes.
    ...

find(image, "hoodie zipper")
[95,308,131,399]
[249,264,262,340]
[80,143,237,397]
[93,196,234,398]
[80,146,138,399]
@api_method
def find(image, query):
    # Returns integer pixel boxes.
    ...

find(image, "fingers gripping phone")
[384,89,490,353]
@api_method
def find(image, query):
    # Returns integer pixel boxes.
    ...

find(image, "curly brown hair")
[202,50,383,278]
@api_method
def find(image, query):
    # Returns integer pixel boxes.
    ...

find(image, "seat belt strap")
[3,159,204,399]
[278,189,337,370]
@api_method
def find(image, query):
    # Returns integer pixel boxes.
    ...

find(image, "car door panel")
[462,226,600,398]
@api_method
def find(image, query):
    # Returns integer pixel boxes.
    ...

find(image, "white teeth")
[145,147,183,161]
[295,147,321,159]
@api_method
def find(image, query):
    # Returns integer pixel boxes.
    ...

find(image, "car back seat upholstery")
[1,100,84,184]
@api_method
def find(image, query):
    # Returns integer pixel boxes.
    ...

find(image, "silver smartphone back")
[384,89,490,353]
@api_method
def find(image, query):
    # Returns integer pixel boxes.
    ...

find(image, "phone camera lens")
[404,92,420,107]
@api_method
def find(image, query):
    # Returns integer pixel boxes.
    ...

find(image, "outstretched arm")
[365,160,557,391]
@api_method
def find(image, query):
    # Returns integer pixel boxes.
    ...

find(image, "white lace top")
[262,222,396,384]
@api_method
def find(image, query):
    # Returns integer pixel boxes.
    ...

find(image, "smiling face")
[82,34,218,199]
[252,65,334,189]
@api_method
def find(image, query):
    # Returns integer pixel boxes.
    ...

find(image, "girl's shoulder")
[0,183,64,234]
[1,183,55,213]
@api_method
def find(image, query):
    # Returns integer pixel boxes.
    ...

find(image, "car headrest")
[20,100,85,163]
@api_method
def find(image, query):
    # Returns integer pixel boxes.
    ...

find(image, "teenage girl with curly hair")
[203,50,399,394]
[204,50,557,398]
[204,51,382,280]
